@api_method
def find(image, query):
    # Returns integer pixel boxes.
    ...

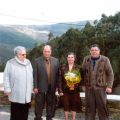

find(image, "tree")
[28,12,120,86]
[48,32,54,41]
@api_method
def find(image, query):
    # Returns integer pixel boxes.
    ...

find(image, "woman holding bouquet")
[58,52,82,120]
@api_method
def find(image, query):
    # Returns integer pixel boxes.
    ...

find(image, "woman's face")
[17,50,26,61]
[67,54,75,64]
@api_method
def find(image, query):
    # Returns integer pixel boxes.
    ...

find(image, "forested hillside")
[28,12,120,86]
[0,21,86,64]
[0,26,37,63]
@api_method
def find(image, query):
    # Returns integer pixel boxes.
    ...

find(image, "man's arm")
[105,57,114,93]
[33,59,38,94]
[81,57,86,91]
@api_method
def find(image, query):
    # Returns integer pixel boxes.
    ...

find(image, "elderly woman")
[3,46,33,120]
[59,52,82,120]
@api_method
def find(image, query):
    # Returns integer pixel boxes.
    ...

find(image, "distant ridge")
[0,21,87,63]
[28,21,87,36]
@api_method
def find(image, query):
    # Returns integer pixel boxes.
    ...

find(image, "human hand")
[82,86,86,92]
[33,88,38,94]
[59,92,64,96]
[106,87,112,93]
[67,84,75,90]
[4,92,11,96]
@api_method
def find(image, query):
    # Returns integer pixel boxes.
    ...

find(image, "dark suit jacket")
[33,56,59,93]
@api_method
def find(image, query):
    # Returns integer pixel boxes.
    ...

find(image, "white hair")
[14,46,26,55]
[43,45,52,51]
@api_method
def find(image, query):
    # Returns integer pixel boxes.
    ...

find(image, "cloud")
[0,0,119,25]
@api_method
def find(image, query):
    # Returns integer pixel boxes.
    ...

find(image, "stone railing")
[0,72,120,103]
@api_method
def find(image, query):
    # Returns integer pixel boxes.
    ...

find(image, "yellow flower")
[64,70,81,89]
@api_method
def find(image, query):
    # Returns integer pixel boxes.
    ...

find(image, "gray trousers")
[85,86,109,120]
[34,91,55,120]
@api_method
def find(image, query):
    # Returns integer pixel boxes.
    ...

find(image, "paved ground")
[0,105,85,120]
[1,105,120,120]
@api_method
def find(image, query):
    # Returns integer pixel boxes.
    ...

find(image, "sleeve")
[105,58,114,88]
[58,66,63,93]
[56,59,59,88]
[30,62,33,91]
[79,67,84,86]
[80,57,86,86]
[3,61,11,92]
[33,59,38,89]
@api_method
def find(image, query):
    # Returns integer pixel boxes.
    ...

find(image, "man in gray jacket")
[82,44,114,120]
[33,45,59,120]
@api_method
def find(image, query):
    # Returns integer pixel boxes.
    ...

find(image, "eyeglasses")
[21,54,26,56]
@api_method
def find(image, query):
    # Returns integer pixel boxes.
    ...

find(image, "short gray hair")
[43,45,52,51]
[14,46,26,55]
[90,44,100,50]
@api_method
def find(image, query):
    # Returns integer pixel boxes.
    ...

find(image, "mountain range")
[0,21,87,63]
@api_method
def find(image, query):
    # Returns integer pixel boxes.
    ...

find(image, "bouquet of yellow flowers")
[64,70,81,90]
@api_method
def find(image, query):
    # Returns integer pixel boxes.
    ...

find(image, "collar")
[91,56,100,61]
[15,56,28,66]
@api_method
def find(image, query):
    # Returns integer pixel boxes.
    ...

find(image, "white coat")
[3,57,33,103]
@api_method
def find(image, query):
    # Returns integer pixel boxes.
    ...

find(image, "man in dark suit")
[33,45,59,120]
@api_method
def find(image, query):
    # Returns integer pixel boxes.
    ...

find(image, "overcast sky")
[0,0,120,25]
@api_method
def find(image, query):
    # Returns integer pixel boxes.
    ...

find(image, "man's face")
[90,47,100,58]
[43,46,51,59]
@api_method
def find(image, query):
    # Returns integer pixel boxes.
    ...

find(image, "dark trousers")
[85,86,109,120]
[34,91,55,120]
[10,102,30,120]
